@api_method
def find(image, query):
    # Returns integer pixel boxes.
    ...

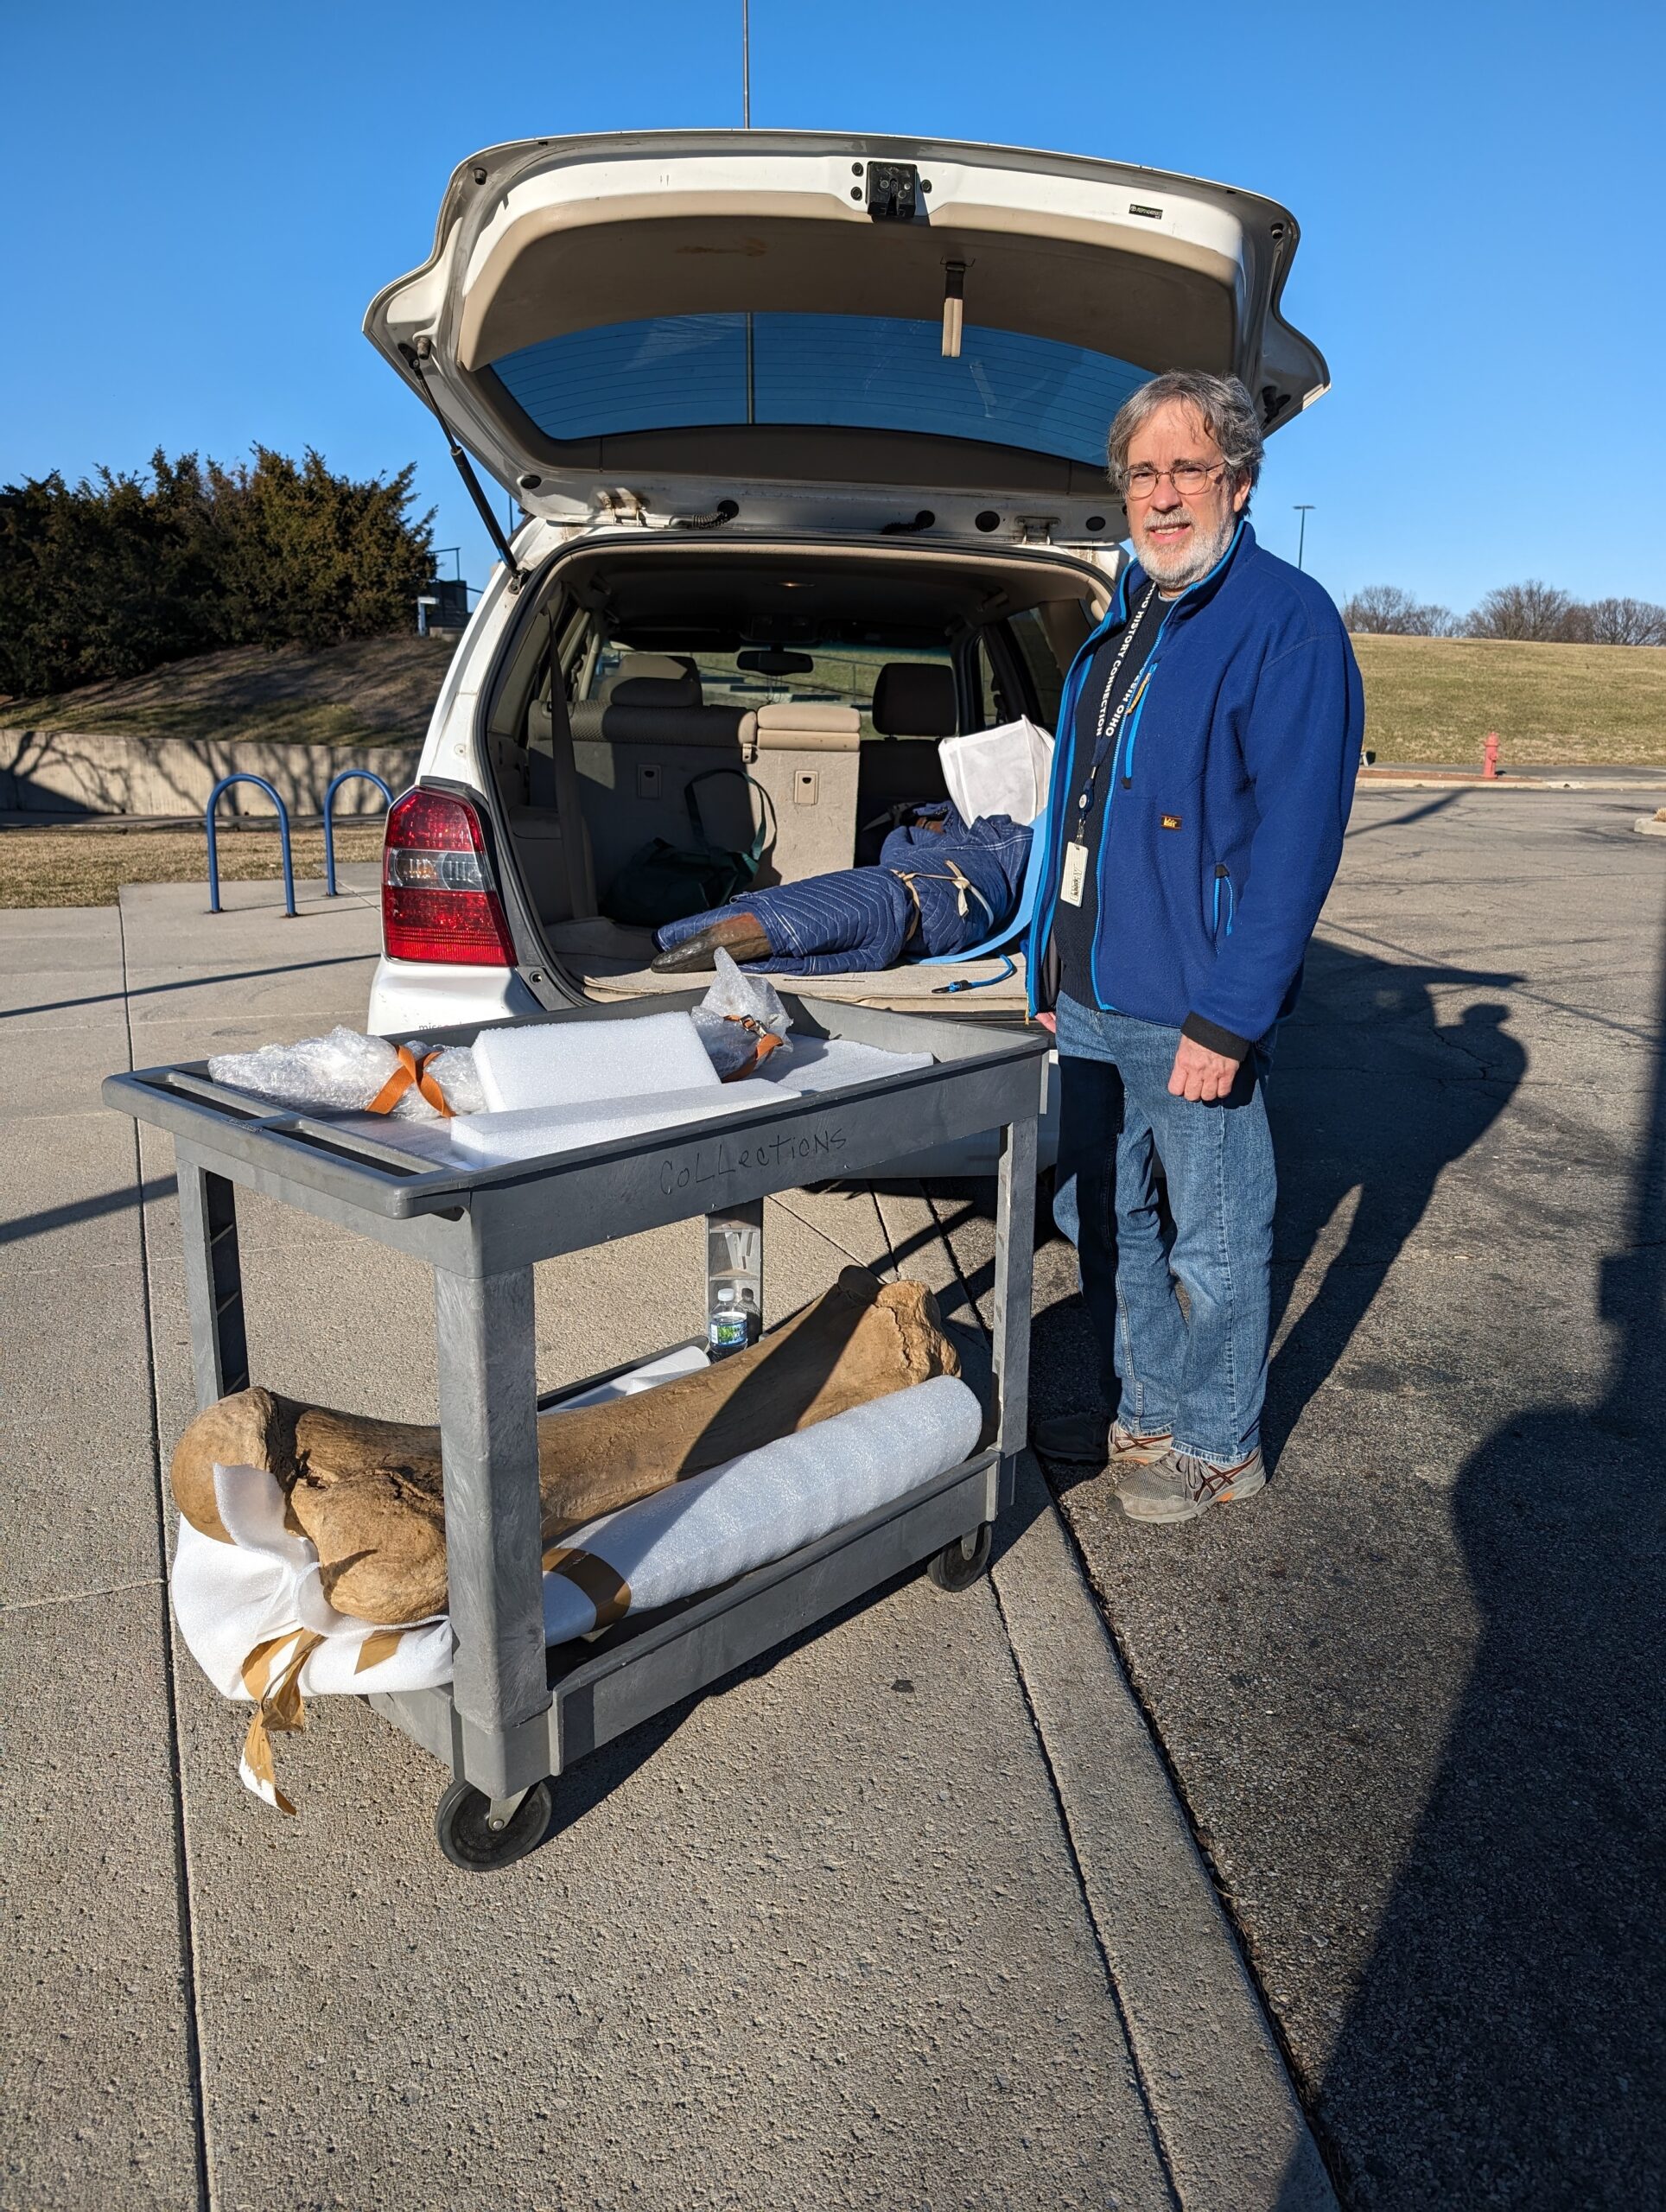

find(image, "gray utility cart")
[105,995,1046,1871]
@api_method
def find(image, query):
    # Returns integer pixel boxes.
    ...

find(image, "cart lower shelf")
[371,1440,1008,1867]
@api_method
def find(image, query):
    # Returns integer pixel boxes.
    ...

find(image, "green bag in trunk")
[601,769,778,929]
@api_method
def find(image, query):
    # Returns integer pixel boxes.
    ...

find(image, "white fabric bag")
[938,715,1055,827]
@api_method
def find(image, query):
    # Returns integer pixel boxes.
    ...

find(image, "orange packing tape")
[366,1045,455,1119]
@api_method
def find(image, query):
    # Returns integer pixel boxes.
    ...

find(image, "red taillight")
[382,788,518,967]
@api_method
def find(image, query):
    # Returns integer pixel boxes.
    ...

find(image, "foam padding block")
[473,1009,719,1113]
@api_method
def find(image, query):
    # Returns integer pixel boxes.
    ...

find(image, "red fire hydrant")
[1483,731,1500,779]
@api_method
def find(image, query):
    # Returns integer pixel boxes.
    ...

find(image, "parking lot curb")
[993,1452,1339,2212]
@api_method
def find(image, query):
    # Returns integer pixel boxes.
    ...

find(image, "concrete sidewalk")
[2,874,1332,2212]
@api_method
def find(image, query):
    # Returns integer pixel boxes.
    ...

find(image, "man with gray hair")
[1028,370,1363,1522]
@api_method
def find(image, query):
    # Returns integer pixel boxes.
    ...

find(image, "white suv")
[363,130,1326,1170]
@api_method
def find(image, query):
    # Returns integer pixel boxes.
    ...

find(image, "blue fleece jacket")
[1027,520,1364,1055]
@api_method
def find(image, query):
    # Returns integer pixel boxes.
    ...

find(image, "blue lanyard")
[1075,584,1158,819]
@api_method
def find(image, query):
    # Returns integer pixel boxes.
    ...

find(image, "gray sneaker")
[1031,1410,1173,1471]
[1117,1446,1267,1524]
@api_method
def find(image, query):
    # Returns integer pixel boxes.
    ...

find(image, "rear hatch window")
[493,313,1152,466]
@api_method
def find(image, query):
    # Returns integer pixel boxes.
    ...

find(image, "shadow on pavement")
[1262,937,1526,1460]
[1028,937,1527,1482]
[1302,928,1666,2209]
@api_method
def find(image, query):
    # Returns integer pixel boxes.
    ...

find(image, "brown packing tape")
[241,1708,297,1818]
[240,1630,299,1700]
[542,1544,633,1630]
[237,1628,325,1814]
[353,1626,408,1675]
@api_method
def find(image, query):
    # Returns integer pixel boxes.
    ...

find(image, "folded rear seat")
[573,679,862,903]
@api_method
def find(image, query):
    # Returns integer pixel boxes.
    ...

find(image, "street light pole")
[741,0,750,127]
[1294,504,1315,571]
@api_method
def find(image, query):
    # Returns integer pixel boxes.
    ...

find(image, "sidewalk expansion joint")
[118,893,217,2212]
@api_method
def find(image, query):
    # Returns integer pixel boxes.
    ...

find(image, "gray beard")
[1136,508,1238,590]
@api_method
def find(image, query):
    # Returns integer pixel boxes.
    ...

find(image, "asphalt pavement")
[945,785,1663,2209]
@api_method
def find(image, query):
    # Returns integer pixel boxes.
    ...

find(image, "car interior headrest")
[871,662,957,738]
[601,655,703,708]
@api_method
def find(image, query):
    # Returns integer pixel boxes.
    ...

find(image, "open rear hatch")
[366,130,1327,540]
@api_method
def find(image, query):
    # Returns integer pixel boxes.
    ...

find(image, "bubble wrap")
[691,948,793,1079]
[207,1026,481,1121]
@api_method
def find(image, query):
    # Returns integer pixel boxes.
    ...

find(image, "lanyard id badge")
[1059,586,1157,906]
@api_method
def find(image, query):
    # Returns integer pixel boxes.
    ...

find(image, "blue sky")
[5,0,1661,616]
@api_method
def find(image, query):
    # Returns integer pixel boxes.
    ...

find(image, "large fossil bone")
[171,1268,962,1624]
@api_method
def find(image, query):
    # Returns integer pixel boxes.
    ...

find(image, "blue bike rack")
[322,768,394,898]
[205,774,296,918]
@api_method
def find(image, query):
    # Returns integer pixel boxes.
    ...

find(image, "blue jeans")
[1052,995,1275,1467]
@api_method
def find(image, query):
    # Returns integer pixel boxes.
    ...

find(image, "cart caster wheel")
[435,1777,555,1872]
[927,1523,994,1592]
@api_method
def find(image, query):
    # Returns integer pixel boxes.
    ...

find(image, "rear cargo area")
[477,536,1111,1012]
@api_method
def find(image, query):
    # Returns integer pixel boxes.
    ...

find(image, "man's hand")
[1034,1010,1057,1035]
[1167,1035,1240,1103]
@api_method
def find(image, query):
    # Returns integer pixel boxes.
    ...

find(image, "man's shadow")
[1262,938,1527,1458]
[1300,925,1666,2209]
[1030,937,1527,1466]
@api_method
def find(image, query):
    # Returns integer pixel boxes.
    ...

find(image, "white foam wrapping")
[168,1346,979,1808]
[472,1009,718,1114]
[169,1355,976,1704]
[171,1467,454,1700]
[938,714,1054,827]
[541,1373,983,1643]
[448,1078,795,1166]
[759,1038,932,1094]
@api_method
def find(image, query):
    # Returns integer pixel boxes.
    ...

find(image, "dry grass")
[1354,633,1666,766]
[0,634,458,747]
[0,823,385,909]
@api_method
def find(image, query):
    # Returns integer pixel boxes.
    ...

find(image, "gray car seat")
[855,662,956,862]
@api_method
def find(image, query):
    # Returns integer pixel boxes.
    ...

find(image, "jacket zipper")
[1212,863,1236,938]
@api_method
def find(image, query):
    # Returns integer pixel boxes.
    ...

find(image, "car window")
[588,642,952,743]
[1007,607,1068,732]
[493,314,1152,467]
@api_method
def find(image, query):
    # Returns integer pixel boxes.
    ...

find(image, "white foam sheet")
[473,1009,718,1113]
[448,1078,795,1166]
[758,1036,933,1094]
[541,1373,984,1644]
[554,1342,710,1406]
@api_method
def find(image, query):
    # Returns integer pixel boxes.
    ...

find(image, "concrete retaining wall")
[0,729,423,820]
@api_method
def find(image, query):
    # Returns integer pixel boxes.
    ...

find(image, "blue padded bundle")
[655,804,1032,979]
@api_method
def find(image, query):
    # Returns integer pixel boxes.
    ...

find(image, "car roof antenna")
[403,340,525,592]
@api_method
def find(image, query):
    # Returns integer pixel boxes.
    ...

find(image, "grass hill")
[1351,632,1666,766]
[0,633,460,747]
[3,626,1662,767]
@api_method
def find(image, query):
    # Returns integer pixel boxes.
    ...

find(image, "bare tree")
[1342,584,1459,636]
[1568,596,1666,647]
[1465,581,1580,642]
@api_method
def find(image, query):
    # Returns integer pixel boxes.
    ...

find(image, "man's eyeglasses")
[1123,461,1225,501]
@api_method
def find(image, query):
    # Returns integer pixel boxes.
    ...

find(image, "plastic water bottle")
[707,1284,754,1360]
